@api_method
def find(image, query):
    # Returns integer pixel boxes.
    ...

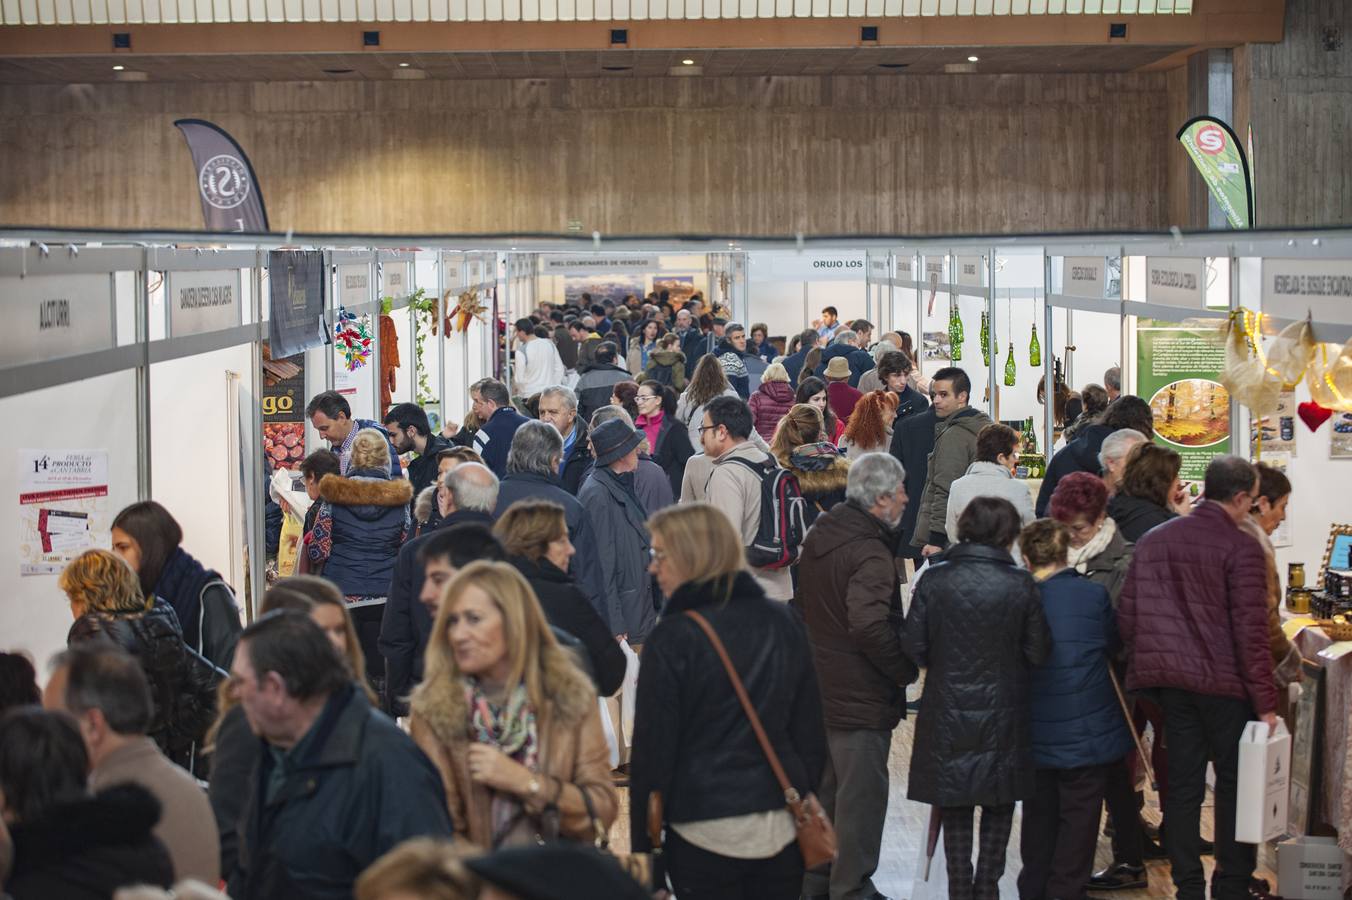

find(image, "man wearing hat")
[824,355,864,424]
[577,417,655,646]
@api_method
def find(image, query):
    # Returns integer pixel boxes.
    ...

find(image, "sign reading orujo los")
[1145,257,1206,309]
[1062,256,1107,299]
[1176,116,1254,230]
[762,252,867,282]
[0,274,115,367]
[540,255,659,274]
[955,255,985,288]
[1261,258,1352,326]
[165,269,241,337]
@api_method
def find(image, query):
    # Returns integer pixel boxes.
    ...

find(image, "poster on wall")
[1332,412,1352,460]
[564,275,644,307]
[651,276,696,307]
[1136,322,1230,481]
[1250,390,1297,457]
[268,251,325,358]
[17,449,109,576]
[262,345,306,472]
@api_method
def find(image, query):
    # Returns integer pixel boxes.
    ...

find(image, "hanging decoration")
[948,301,963,362]
[1307,337,1352,413]
[1004,343,1017,387]
[1298,400,1334,433]
[333,307,373,373]
[979,311,999,367]
[453,289,489,333]
[1220,309,1279,418]
[1029,322,1042,367]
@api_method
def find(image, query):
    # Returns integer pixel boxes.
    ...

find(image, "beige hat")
[824,356,852,380]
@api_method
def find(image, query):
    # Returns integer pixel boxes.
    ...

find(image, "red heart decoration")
[1298,400,1333,432]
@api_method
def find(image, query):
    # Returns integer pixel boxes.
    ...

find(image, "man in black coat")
[781,328,821,386]
[537,385,592,495]
[1034,394,1155,516]
[572,343,630,426]
[378,462,498,716]
[229,614,452,900]
[890,397,937,562]
[383,402,451,513]
[815,330,875,387]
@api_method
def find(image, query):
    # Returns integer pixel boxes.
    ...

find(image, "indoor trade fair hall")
[3,1,1352,900]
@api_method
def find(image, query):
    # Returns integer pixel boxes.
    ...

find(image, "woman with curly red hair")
[838,390,899,460]
[1047,472,1132,604]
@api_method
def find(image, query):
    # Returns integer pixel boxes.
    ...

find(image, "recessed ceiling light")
[112,64,125,70]
[398,62,410,67]
[967,55,979,62]
[681,58,695,65]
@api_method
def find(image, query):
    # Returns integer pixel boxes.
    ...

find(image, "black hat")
[590,417,642,467]
[464,844,651,900]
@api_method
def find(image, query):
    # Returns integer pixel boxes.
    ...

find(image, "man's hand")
[442,419,461,438]
[921,544,942,558]
[1261,712,1279,733]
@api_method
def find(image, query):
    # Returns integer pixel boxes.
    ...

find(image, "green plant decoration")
[382,287,438,407]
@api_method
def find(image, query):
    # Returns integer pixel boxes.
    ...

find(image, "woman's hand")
[466,743,535,797]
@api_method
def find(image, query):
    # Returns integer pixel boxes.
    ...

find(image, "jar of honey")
[1289,563,1306,589]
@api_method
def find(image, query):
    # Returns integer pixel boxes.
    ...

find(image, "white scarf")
[1067,517,1118,573]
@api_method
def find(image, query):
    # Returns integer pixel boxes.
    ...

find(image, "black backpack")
[724,457,809,569]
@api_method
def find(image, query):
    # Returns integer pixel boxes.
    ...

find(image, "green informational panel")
[1136,322,1231,481]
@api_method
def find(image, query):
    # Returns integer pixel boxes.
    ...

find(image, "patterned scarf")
[1067,517,1119,574]
[467,679,539,769]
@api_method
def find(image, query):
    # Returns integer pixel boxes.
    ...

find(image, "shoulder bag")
[682,609,837,869]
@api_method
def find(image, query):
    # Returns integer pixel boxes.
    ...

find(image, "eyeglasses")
[698,424,718,434]
[648,548,667,562]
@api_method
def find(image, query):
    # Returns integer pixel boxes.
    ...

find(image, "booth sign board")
[1261,259,1352,326]
[384,262,412,300]
[868,255,891,279]
[338,264,370,309]
[166,269,241,337]
[1145,257,1205,309]
[541,255,658,274]
[956,255,984,288]
[897,257,914,279]
[761,252,866,282]
[924,258,945,284]
[1062,256,1107,299]
[0,274,115,367]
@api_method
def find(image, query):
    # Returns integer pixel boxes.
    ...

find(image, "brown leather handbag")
[683,609,838,869]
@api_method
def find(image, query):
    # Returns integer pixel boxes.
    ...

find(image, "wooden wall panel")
[0,73,1173,235]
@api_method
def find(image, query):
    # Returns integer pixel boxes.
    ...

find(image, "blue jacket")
[473,406,530,479]
[313,467,412,597]
[815,344,874,387]
[1030,569,1134,770]
[229,685,452,900]
[782,347,812,386]
[494,472,609,624]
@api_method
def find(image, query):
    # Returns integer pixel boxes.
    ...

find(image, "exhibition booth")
[2,225,1351,878]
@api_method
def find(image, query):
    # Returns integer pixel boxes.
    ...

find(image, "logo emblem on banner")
[1196,125,1226,155]
[199,155,251,209]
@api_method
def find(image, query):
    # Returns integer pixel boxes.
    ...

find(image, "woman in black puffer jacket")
[903,497,1052,900]
[60,549,219,773]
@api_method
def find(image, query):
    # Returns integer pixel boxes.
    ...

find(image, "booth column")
[1042,252,1056,454]
[135,247,152,501]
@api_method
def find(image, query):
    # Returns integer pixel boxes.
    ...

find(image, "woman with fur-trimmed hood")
[307,428,413,689]
[408,561,617,849]
[770,403,852,527]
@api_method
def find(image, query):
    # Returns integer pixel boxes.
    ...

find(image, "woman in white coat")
[945,423,1036,542]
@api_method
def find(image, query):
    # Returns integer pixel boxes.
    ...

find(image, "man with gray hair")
[379,460,500,715]
[1104,365,1122,401]
[796,452,919,900]
[537,384,591,494]
[816,328,875,387]
[1099,427,1149,495]
[494,420,608,619]
[453,377,528,479]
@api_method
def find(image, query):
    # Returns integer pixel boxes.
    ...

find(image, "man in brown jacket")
[44,644,220,886]
[796,452,919,900]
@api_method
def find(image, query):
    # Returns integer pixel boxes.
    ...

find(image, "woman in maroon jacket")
[748,363,796,442]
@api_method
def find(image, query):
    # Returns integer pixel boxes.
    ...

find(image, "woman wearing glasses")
[634,382,695,498]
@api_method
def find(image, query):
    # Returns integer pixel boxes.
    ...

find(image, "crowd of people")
[0,290,1293,900]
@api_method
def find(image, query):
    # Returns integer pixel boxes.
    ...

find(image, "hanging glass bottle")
[1004,342,1017,386]
[1029,322,1042,367]
[948,302,963,361]
[980,311,991,366]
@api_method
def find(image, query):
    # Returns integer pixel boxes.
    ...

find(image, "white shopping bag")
[1236,718,1291,843]
[597,697,621,769]
[619,640,640,748]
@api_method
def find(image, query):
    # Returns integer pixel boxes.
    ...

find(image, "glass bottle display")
[1004,343,1017,386]
[948,304,963,361]
[1029,323,1042,367]
[980,311,990,366]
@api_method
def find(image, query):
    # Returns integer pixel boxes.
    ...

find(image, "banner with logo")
[1176,116,1253,230]
[173,119,270,232]
[1136,323,1230,482]
[17,449,109,576]
[268,251,326,359]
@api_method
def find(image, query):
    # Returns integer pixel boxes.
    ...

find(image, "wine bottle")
[949,305,963,361]
[1029,323,1042,367]
[1004,343,1017,386]
[980,311,991,366]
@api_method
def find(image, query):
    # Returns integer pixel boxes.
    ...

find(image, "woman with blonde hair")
[62,549,218,771]
[408,561,617,849]
[495,500,626,697]
[748,362,796,442]
[630,504,826,898]
[771,404,851,527]
[207,576,376,885]
[676,354,739,447]
[839,390,899,460]
[306,427,413,693]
